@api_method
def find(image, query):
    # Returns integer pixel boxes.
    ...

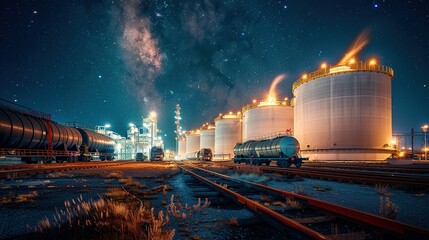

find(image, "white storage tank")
[242,98,294,142]
[200,124,215,151]
[185,130,200,154]
[292,60,394,161]
[177,136,186,160]
[214,112,242,160]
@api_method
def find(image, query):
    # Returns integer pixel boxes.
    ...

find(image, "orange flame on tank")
[338,29,371,65]
[267,74,286,102]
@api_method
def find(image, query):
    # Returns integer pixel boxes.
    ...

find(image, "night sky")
[1,0,428,149]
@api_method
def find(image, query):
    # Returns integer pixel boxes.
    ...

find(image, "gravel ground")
[0,162,291,239]
[235,172,429,230]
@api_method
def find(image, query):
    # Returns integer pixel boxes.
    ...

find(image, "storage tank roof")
[185,129,200,136]
[242,97,292,113]
[292,60,394,93]
[214,111,242,122]
[200,123,215,130]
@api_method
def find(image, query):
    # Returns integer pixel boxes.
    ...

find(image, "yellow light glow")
[302,74,307,79]
[229,111,233,115]
[398,152,405,157]
[150,111,157,118]
[349,58,356,64]
[369,59,377,65]
[252,99,257,103]
[391,139,396,145]
[321,63,327,69]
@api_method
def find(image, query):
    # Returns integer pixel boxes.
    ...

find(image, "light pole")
[149,111,157,148]
[422,124,428,160]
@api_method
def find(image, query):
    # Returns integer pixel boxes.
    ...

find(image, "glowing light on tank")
[320,63,327,69]
[369,58,377,65]
[338,29,370,65]
[348,58,356,64]
[302,74,308,79]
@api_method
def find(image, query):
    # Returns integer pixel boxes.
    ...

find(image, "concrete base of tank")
[301,150,393,161]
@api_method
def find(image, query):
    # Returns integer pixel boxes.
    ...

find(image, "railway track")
[0,161,133,179]
[303,163,429,174]
[209,161,429,188]
[178,163,429,239]
[257,166,429,189]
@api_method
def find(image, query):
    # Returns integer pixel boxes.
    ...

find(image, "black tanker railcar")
[0,104,115,163]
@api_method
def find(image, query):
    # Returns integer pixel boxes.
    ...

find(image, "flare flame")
[267,74,286,102]
[338,29,371,65]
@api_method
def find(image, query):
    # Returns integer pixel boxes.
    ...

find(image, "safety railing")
[292,61,394,93]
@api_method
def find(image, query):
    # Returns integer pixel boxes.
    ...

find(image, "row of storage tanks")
[178,60,395,161]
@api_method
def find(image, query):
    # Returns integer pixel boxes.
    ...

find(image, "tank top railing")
[244,130,293,142]
[292,61,394,93]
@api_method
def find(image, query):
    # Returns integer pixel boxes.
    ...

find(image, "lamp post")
[422,124,428,160]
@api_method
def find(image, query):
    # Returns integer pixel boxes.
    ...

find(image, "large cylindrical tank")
[0,108,82,150]
[242,100,293,142]
[185,130,200,154]
[200,125,215,151]
[214,112,242,159]
[292,61,394,161]
[177,137,186,159]
[76,128,115,153]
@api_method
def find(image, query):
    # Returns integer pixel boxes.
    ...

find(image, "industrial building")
[292,60,394,161]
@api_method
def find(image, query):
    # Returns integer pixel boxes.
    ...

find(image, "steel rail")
[0,162,132,179]
[178,163,329,240]
[302,164,429,174]
[182,163,429,239]
[258,166,429,188]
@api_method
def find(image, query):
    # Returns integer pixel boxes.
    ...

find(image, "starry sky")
[1,0,428,149]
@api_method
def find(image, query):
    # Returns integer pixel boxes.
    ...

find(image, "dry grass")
[119,177,145,188]
[272,201,287,208]
[330,224,367,240]
[286,198,302,209]
[107,171,124,179]
[36,195,175,240]
[1,191,39,205]
[103,188,128,200]
[293,183,305,195]
[226,217,239,226]
[260,195,270,203]
[167,195,210,219]
[48,172,71,178]
[379,197,397,220]
[375,184,390,195]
